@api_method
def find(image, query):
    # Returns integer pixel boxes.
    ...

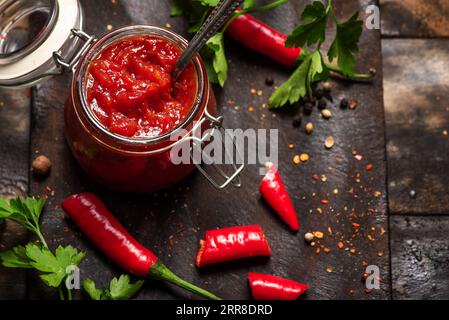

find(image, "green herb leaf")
[83,275,144,300]
[269,50,327,108]
[285,0,331,48]
[201,32,228,87]
[0,198,13,219]
[0,246,33,268]
[327,11,363,76]
[83,278,103,300]
[170,0,184,17]
[108,275,145,300]
[26,244,85,287]
[243,0,256,9]
[195,0,219,6]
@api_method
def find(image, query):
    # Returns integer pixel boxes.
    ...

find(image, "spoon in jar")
[172,0,245,80]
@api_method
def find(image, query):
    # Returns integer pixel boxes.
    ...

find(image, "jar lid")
[0,0,83,87]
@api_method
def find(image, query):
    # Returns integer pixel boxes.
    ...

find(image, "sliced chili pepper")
[259,163,299,231]
[195,225,271,267]
[226,13,301,67]
[62,193,220,300]
[248,272,308,300]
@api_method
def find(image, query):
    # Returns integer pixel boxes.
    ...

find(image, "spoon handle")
[173,0,245,79]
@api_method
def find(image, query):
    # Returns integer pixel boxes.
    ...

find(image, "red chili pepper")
[195,225,271,267]
[259,163,299,231]
[226,13,301,67]
[248,272,308,300]
[62,193,220,300]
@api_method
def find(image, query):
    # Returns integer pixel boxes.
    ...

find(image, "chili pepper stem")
[325,63,376,80]
[149,261,221,300]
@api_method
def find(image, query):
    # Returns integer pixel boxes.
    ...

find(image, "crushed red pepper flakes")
[320,199,329,205]
[337,242,344,249]
[326,266,333,273]
[312,174,319,181]
[352,222,361,228]
[324,247,331,253]
[362,261,369,267]
[366,163,373,171]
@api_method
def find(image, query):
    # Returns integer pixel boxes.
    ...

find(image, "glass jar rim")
[76,25,206,147]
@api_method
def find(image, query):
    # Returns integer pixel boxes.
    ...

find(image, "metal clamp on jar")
[0,0,243,192]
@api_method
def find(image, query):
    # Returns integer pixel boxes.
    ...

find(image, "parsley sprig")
[83,275,145,300]
[269,0,375,108]
[0,196,85,300]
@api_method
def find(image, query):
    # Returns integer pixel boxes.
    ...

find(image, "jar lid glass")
[0,0,84,87]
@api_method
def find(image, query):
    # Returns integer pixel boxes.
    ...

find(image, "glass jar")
[0,0,243,192]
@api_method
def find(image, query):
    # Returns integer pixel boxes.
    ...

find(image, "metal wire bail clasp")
[53,29,95,72]
[189,109,245,189]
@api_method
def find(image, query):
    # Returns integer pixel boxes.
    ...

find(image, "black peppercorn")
[292,115,303,127]
[317,99,327,110]
[303,102,314,115]
[314,88,324,100]
[340,98,349,109]
[265,77,274,87]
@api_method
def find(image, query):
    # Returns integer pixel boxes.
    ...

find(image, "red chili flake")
[323,247,331,253]
[337,242,344,249]
[320,199,329,205]
[352,222,361,228]
[348,99,358,110]
[312,174,319,181]
[362,261,369,267]
[366,163,373,171]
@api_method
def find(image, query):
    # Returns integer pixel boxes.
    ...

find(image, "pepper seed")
[304,232,315,243]
[325,136,335,149]
[305,122,314,134]
[321,109,332,119]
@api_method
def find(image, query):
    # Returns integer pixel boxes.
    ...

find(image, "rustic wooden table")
[0,0,447,300]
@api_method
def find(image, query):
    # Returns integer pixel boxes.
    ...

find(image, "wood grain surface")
[383,39,449,215]
[391,216,449,299]
[0,89,30,299]
[380,0,449,38]
[2,0,390,300]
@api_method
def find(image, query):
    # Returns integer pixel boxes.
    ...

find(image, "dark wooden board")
[380,0,449,38]
[0,88,30,299]
[391,216,449,299]
[383,39,449,215]
[27,0,390,300]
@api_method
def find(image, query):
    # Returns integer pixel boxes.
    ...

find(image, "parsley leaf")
[0,245,32,268]
[25,244,85,287]
[170,0,184,17]
[201,32,228,87]
[269,50,327,108]
[0,196,47,246]
[327,11,363,76]
[83,275,145,300]
[285,0,331,48]
[83,279,103,300]
[243,0,256,9]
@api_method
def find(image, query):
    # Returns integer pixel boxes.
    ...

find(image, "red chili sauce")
[85,36,197,138]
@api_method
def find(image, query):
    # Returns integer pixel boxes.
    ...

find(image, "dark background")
[0,0,448,300]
